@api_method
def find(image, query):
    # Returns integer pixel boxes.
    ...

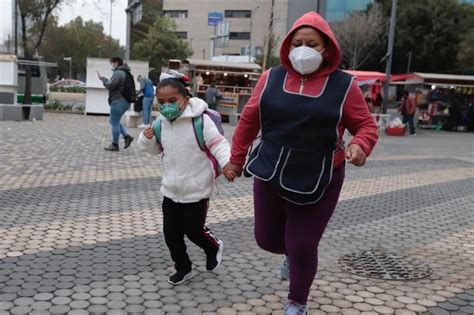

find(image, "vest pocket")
[245,140,285,181]
[280,150,333,194]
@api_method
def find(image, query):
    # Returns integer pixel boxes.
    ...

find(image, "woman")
[224,12,378,315]
[98,57,134,151]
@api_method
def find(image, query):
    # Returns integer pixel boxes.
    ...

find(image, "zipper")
[299,77,307,94]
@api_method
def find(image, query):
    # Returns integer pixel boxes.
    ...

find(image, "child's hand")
[223,162,243,182]
[224,171,237,182]
[143,127,154,140]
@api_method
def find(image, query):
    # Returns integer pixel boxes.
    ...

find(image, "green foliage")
[367,0,474,73]
[255,33,281,70]
[132,16,193,69]
[39,16,122,79]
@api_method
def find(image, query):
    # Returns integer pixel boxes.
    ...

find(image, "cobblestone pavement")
[0,113,473,315]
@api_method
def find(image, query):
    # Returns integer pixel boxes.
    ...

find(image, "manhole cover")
[336,249,433,281]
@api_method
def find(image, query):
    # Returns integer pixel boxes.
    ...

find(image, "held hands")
[223,162,243,182]
[143,127,154,140]
[345,144,367,167]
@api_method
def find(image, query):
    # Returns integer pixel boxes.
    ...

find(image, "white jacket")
[137,97,231,203]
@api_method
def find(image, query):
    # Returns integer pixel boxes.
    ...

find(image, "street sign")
[208,11,224,26]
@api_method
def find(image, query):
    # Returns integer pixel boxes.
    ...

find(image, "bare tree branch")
[331,4,385,69]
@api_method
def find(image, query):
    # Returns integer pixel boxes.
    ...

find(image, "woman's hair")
[157,78,188,97]
[109,57,123,65]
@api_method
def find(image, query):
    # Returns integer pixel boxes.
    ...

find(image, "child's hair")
[157,78,189,97]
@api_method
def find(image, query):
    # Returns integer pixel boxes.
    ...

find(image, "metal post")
[14,0,18,56]
[125,9,131,61]
[249,14,252,63]
[406,50,412,73]
[109,0,114,55]
[69,59,72,79]
[382,0,397,114]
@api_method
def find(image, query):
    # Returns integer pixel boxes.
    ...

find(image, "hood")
[159,97,208,121]
[115,63,131,72]
[280,11,342,77]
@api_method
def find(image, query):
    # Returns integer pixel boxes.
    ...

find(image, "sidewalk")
[0,113,473,315]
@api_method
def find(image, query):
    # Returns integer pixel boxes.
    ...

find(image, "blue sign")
[208,11,224,26]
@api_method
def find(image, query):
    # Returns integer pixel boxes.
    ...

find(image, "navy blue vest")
[245,65,353,205]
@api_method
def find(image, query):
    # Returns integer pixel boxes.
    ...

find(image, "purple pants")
[254,166,345,304]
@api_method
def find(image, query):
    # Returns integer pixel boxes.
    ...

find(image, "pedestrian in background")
[205,83,222,111]
[399,90,417,135]
[97,57,135,151]
[137,74,155,128]
[224,11,378,315]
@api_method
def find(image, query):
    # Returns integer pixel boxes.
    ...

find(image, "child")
[137,75,231,285]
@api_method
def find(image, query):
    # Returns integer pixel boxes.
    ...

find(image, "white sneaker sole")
[211,240,224,272]
[168,270,194,286]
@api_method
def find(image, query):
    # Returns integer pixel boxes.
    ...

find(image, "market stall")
[392,72,474,131]
[183,59,261,119]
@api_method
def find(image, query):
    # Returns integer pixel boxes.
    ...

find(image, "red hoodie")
[230,12,378,169]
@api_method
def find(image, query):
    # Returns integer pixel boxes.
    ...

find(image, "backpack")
[152,109,224,178]
[119,70,137,103]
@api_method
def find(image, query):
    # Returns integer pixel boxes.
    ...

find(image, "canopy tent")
[343,70,387,82]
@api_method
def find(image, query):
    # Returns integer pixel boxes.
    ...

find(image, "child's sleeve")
[137,123,163,154]
[203,115,230,168]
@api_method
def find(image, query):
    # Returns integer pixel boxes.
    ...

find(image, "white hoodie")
[137,98,231,203]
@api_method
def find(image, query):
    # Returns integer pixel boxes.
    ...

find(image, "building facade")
[128,0,380,60]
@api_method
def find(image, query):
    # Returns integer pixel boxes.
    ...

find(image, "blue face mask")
[159,101,185,120]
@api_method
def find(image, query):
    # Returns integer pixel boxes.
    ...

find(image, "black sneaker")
[104,143,119,151]
[124,135,134,149]
[206,240,224,271]
[168,269,194,286]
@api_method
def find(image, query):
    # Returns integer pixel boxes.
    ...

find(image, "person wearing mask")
[223,11,378,315]
[137,74,155,128]
[97,57,134,151]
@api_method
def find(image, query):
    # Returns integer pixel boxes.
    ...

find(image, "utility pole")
[406,50,412,73]
[262,0,275,72]
[382,0,397,114]
[109,0,114,56]
[14,0,18,56]
[125,7,131,61]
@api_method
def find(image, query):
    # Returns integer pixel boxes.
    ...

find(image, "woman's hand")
[223,162,243,182]
[345,144,367,166]
[143,127,154,140]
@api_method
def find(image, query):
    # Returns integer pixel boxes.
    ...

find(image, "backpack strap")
[192,115,206,151]
[152,120,162,146]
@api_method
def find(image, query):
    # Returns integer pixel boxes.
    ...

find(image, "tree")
[39,17,122,79]
[331,4,385,70]
[132,16,193,70]
[456,3,474,71]
[371,0,470,73]
[255,33,280,70]
[18,0,63,104]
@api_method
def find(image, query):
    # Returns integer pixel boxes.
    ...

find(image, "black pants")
[163,197,219,272]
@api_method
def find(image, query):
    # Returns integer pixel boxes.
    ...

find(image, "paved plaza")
[0,113,473,315]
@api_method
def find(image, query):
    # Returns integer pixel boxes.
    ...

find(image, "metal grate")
[336,249,433,281]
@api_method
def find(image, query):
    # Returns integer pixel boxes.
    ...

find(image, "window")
[18,64,41,77]
[132,3,142,24]
[225,10,251,18]
[230,32,250,40]
[175,32,188,39]
[163,10,188,18]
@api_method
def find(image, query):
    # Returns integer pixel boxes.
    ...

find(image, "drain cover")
[336,249,433,281]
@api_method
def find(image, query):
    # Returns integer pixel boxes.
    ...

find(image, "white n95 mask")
[289,46,324,75]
